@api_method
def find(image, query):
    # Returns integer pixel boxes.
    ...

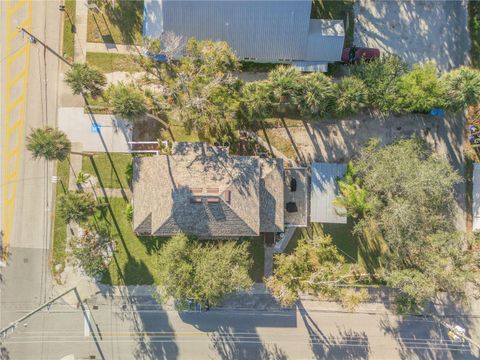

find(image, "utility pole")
[0,287,76,340]
[17,27,72,67]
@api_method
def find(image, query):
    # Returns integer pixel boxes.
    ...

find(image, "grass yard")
[95,197,265,285]
[82,153,132,189]
[160,124,210,143]
[258,128,297,159]
[285,220,385,276]
[51,158,70,276]
[86,52,142,73]
[87,1,144,45]
[311,0,354,47]
[469,1,480,68]
[62,0,76,60]
[239,237,265,283]
[97,197,165,285]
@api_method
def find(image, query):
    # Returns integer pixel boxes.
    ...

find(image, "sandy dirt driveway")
[268,112,466,229]
[354,0,470,71]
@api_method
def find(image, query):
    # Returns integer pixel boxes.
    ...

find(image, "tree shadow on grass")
[104,1,143,45]
[139,236,168,256]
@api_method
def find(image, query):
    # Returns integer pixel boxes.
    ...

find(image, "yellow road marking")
[2,0,31,258]
[8,68,27,88]
[6,0,26,16]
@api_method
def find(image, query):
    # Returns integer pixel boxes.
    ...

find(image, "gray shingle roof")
[259,158,284,233]
[133,143,284,237]
[144,0,344,64]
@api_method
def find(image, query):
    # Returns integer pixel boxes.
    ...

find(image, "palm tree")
[334,76,369,117]
[26,127,71,161]
[298,72,336,119]
[107,82,147,120]
[267,66,302,117]
[64,62,106,98]
[58,191,96,224]
[442,66,480,111]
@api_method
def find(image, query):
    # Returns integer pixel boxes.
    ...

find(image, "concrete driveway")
[354,0,470,71]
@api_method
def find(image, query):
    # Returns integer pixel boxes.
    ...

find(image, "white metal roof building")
[473,164,480,231]
[310,162,347,224]
[143,0,345,71]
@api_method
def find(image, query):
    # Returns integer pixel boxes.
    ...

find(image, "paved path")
[74,0,87,63]
[58,107,133,153]
[354,0,470,71]
[86,41,142,55]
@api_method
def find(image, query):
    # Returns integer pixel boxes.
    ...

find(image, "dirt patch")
[354,0,470,71]
[132,116,162,142]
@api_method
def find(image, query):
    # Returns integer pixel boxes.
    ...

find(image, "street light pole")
[17,27,72,66]
[0,287,77,340]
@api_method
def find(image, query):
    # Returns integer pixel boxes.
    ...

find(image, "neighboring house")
[143,0,345,72]
[473,164,480,231]
[133,142,285,238]
[310,162,347,224]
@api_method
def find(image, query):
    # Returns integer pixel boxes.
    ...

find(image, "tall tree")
[335,138,479,309]
[71,224,112,278]
[395,62,445,113]
[238,80,273,129]
[352,55,407,113]
[268,66,302,117]
[157,233,253,307]
[58,191,96,224]
[107,82,147,120]
[64,62,107,97]
[26,127,71,161]
[265,234,368,308]
[334,76,369,117]
[442,66,480,111]
[298,72,336,119]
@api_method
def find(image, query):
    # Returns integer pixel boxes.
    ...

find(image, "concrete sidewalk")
[86,42,142,55]
[58,107,133,153]
[74,0,88,63]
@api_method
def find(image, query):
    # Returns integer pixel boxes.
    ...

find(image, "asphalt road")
[1,0,61,339]
[0,296,476,360]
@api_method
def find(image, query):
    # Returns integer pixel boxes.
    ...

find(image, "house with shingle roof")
[132,142,285,238]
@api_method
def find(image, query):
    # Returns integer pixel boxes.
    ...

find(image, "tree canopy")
[26,127,71,161]
[58,191,96,224]
[157,233,253,307]
[107,82,147,120]
[442,66,480,111]
[265,234,368,308]
[336,138,479,308]
[64,62,106,97]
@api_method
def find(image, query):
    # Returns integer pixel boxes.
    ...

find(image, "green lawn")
[469,1,480,68]
[160,124,211,143]
[62,0,76,60]
[51,158,70,276]
[95,197,265,285]
[311,0,354,47]
[87,1,144,45]
[82,153,132,189]
[239,237,264,283]
[284,220,385,275]
[86,52,142,73]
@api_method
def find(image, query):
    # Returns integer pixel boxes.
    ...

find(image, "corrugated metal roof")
[310,163,347,224]
[473,164,480,231]
[144,0,344,64]
[305,20,345,62]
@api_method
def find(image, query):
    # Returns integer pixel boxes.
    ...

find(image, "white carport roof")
[310,162,347,224]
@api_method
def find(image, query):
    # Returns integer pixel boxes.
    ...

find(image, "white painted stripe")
[83,310,90,337]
